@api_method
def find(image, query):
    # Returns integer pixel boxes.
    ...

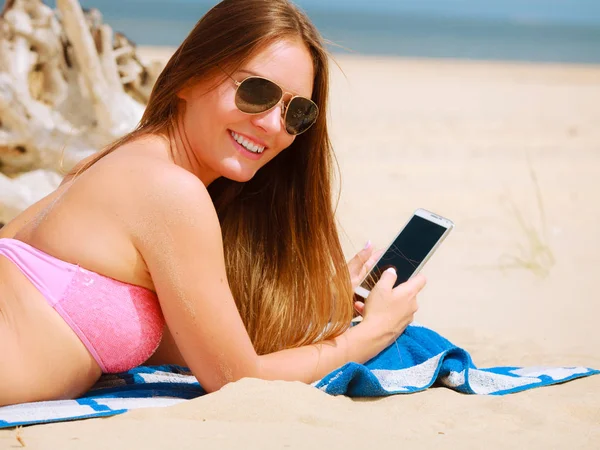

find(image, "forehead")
[239,39,315,97]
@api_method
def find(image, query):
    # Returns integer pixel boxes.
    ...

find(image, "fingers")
[375,267,398,291]
[355,249,383,283]
[347,241,374,272]
[352,246,383,278]
[354,300,365,316]
[397,273,427,297]
[348,242,379,289]
[366,248,384,269]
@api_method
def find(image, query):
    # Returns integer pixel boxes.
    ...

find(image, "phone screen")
[360,215,448,291]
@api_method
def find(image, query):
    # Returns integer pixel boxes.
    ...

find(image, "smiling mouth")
[230,131,266,154]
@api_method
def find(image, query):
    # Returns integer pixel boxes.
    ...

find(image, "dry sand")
[1,48,599,449]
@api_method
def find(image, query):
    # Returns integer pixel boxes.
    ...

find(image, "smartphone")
[354,208,454,299]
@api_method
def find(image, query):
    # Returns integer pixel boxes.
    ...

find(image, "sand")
[1,49,599,449]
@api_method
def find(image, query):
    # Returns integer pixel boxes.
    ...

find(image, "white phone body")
[354,208,454,299]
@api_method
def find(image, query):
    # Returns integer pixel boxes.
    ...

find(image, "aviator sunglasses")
[223,71,319,135]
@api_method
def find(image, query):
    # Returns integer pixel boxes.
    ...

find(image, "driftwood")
[0,0,164,224]
[0,169,61,223]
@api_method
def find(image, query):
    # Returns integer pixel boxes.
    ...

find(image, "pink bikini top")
[0,238,165,374]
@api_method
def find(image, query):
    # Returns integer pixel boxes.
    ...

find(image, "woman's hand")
[346,241,382,291]
[357,268,426,348]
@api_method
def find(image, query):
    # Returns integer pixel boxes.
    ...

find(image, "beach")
[1,49,599,448]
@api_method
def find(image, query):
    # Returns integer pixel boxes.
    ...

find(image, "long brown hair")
[71,0,354,354]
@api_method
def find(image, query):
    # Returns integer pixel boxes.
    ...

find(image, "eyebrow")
[235,69,303,97]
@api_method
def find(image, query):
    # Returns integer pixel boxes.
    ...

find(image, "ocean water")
[44,1,600,64]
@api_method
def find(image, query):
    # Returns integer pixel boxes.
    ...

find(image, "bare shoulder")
[56,135,223,278]
[96,139,225,266]
[121,149,213,217]
[81,136,217,232]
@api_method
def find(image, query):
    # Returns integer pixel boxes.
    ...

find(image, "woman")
[0,0,424,406]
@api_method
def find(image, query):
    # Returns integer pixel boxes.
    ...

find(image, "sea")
[39,1,600,64]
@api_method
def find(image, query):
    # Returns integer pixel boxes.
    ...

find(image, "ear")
[176,85,192,101]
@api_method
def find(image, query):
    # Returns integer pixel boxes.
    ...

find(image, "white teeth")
[231,131,265,154]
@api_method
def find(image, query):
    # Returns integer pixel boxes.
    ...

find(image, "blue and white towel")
[1,323,598,428]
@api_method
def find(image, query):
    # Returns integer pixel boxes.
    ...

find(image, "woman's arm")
[131,163,389,392]
[254,322,385,383]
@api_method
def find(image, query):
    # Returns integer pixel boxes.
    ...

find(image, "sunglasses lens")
[285,97,319,135]
[236,77,282,114]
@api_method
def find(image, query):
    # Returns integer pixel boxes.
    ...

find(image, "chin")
[220,167,258,183]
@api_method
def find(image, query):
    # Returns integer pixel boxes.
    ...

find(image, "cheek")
[262,135,294,169]
[212,87,237,119]
[276,135,295,153]
[187,85,237,127]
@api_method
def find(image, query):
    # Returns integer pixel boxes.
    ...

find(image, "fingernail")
[386,267,396,275]
[363,240,372,250]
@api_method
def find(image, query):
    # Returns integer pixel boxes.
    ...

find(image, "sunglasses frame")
[224,72,319,136]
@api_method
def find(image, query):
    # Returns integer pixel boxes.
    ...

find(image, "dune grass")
[497,155,555,278]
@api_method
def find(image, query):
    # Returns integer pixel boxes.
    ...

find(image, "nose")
[250,102,284,135]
